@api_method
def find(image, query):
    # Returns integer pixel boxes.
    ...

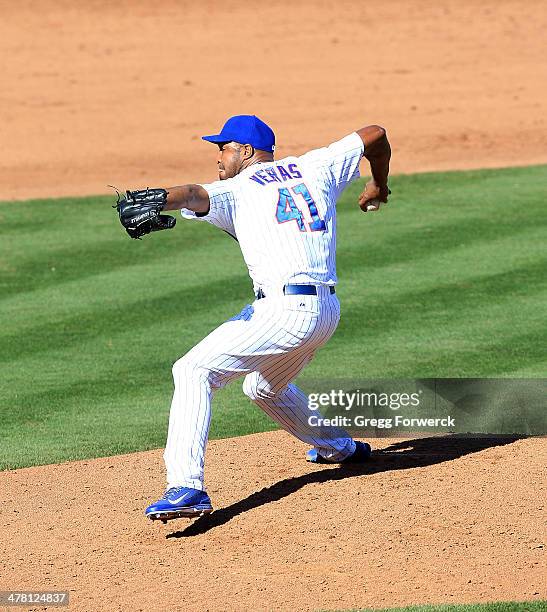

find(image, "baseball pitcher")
[115,115,391,522]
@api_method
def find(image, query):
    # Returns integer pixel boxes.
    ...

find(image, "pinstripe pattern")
[165,133,364,490]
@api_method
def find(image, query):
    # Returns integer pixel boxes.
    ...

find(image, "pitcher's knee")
[243,373,280,402]
[172,357,209,384]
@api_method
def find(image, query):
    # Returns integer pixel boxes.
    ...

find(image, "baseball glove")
[114,188,176,239]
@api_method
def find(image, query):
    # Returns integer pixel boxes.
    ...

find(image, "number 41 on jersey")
[275,183,326,232]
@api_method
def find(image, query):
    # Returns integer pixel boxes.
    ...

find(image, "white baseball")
[366,198,382,211]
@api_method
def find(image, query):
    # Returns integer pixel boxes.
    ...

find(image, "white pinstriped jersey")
[181,132,364,293]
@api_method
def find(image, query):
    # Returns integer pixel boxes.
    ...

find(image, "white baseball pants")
[163,287,356,490]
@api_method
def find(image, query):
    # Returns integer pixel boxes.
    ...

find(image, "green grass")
[335,600,546,612]
[1,165,546,469]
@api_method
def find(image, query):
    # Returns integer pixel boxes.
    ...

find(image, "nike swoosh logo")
[168,492,192,505]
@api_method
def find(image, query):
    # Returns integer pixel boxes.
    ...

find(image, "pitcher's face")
[216,142,243,180]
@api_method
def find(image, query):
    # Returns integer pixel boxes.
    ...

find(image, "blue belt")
[256,284,335,299]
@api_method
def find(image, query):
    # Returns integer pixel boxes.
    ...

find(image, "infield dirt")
[1,1,546,611]
[1,432,545,611]
[1,0,546,201]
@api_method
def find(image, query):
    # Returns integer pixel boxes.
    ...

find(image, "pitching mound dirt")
[2,0,546,201]
[1,432,544,611]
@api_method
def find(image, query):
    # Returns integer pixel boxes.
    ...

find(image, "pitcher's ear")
[242,143,255,159]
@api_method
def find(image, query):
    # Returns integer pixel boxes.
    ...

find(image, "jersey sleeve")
[180,179,237,237]
[299,132,364,194]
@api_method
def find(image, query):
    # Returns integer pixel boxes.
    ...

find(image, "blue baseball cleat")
[145,486,213,523]
[306,441,372,464]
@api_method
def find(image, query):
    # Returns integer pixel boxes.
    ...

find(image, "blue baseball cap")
[202,115,275,153]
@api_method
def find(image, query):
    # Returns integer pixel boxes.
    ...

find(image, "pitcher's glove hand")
[114,188,176,239]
